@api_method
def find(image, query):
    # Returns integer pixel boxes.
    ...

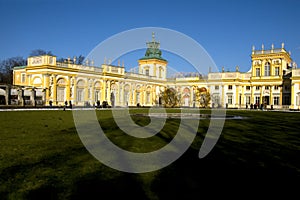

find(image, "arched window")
[94,82,101,102]
[32,77,42,85]
[56,78,66,102]
[77,80,85,87]
[57,78,66,85]
[76,80,85,102]
[158,67,163,78]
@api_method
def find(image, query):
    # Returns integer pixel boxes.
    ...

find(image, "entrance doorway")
[0,95,5,105]
[263,96,270,105]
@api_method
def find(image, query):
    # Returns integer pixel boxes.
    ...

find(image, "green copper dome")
[139,32,167,61]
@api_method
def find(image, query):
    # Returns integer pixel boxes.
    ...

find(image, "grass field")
[0,109,300,199]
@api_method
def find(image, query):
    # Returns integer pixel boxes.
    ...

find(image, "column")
[291,83,295,109]
[115,82,119,106]
[119,82,123,106]
[141,85,145,105]
[44,74,50,105]
[279,87,283,108]
[151,86,155,106]
[84,79,89,104]
[149,86,155,105]
[235,85,239,108]
[259,86,263,105]
[42,89,46,106]
[251,85,254,105]
[106,80,111,103]
[52,75,57,105]
[66,76,71,102]
[73,79,77,105]
[241,86,245,108]
[70,77,75,103]
[270,86,273,108]
[101,80,106,102]
[221,85,225,108]
[132,85,135,105]
[127,85,131,106]
[31,89,36,107]
[90,79,94,105]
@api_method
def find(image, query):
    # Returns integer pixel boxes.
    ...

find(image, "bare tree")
[0,57,27,84]
[29,49,53,57]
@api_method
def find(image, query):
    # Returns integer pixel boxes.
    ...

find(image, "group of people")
[246,103,271,110]
[48,100,72,111]
[63,101,72,110]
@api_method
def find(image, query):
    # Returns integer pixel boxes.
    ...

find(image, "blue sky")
[1,0,300,73]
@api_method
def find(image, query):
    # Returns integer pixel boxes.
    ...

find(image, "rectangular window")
[145,69,149,76]
[265,86,269,90]
[275,67,280,76]
[273,96,279,105]
[255,86,260,90]
[265,65,270,76]
[213,95,220,104]
[255,96,260,105]
[256,68,260,77]
[215,85,219,90]
[246,96,250,105]
[274,85,279,90]
[228,95,232,104]
[21,73,26,83]
[246,86,250,90]
[228,85,232,90]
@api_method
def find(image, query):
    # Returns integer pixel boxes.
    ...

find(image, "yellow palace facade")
[11,36,299,110]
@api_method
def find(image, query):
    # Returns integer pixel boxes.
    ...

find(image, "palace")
[4,35,300,110]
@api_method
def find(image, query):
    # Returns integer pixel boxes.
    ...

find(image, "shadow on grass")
[25,185,59,200]
[69,173,147,200]
[151,146,299,199]
[1,110,300,199]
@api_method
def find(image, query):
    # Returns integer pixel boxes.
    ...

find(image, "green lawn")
[0,109,300,199]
